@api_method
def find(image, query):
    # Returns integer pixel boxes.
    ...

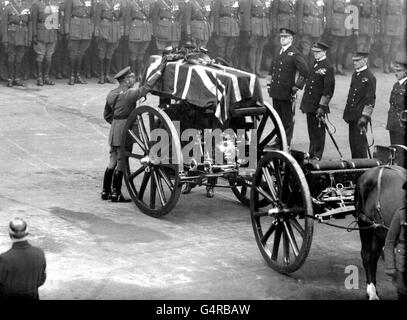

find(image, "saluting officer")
[102,62,165,202]
[31,0,59,86]
[212,0,240,66]
[268,28,309,147]
[325,0,353,75]
[181,0,211,48]
[1,0,32,87]
[297,0,325,67]
[352,0,376,53]
[64,0,94,85]
[126,0,152,82]
[300,41,335,161]
[343,51,376,158]
[151,0,181,52]
[380,0,406,73]
[270,0,297,58]
[94,0,124,84]
[240,0,270,77]
[386,54,407,146]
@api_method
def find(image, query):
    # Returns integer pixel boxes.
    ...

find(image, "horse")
[355,165,407,299]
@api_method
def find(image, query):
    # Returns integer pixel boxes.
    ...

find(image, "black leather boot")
[101,168,115,200]
[104,59,115,84]
[75,55,87,84]
[36,61,44,86]
[98,58,105,84]
[68,56,75,85]
[110,170,131,202]
[43,59,55,85]
[7,61,14,87]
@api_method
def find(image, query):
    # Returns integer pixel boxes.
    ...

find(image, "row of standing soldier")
[0,0,406,87]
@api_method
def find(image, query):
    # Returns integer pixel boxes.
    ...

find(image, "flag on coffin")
[143,56,264,124]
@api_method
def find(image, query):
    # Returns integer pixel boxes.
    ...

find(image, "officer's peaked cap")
[279,28,296,36]
[312,41,329,51]
[394,52,407,70]
[352,51,370,60]
[8,217,29,239]
[114,66,133,81]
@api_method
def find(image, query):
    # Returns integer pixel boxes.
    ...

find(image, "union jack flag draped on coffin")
[142,55,264,124]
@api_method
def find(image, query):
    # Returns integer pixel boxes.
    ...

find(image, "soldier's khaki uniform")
[151,0,181,51]
[297,0,324,66]
[212,0,240,65]
[0,0,9,81]
[380,0,406,73]
[94,0,124,83]
[240,0,270,75]
[181,0,211,48]
[325,0,353,74]
[126,0,152,81]
[270,0,296,58]
[1,0,32,86]
[352,0,376,52]
[64,0,94,84]
[31,0,59,85]
[52,0,68,78]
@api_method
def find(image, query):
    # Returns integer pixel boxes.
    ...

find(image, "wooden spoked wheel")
[230,102,288,207]
[250,151,314,274]
[121,105,183,218]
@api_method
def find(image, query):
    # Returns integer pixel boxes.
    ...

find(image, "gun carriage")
[120,45,407,274]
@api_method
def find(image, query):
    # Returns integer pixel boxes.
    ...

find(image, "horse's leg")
[359,228,379,299]
[369,233,386,299]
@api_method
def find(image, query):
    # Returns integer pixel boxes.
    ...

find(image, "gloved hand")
[316,106,325,119]
[357,115,368,129]
[291,86,299,94]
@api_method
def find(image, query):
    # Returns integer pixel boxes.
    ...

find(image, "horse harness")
[358,165,406,230]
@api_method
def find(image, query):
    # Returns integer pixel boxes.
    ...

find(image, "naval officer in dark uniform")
[386,54,407,146]
[268,27,309,146]
[300,41,335,161]
[343,51,376,159]
[102,61,166,202]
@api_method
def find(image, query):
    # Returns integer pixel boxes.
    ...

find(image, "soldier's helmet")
[8,217,29,239]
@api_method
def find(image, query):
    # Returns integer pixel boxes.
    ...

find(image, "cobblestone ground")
[0,67,400,300]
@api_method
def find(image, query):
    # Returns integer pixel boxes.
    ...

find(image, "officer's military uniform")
[64,0,94,84]
[151,0,181,51]
[1,0,32,86]
[270,0,297,58]
[31,0,59,86]
[380,0,406,73]
[325,0,353,75]
[386,57,407,145]
[240,0,270,76]
[52,0,68,78]
[268,29,309,146]
[297,0,325,66]
[300,42,335,160]
[384,203,407,300]
[352,0,376,52]
[126,0,152,81]
[212,0,240,65]
[343,55,376,158]
[94,0,124,84]
[102,65,164,202]
[181,0,211,48]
